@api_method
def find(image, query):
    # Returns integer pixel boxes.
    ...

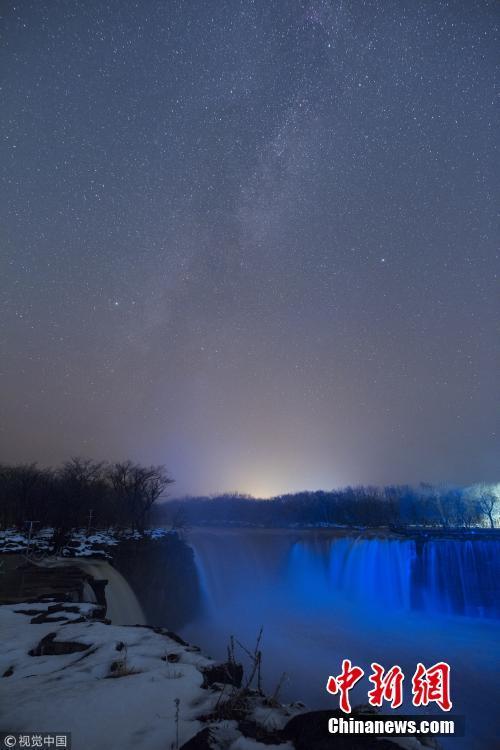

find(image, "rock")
[180,728,217,749]
[48,604,80,613]
[30,614,68,624]
[161,652,180,663]
[282,710,406,750]
[237,719,284,745]
[13,602,105,625]
[29,632,91,656]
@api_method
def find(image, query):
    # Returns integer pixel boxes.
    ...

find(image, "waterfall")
[288,536,500,619]
[413,539,500,618]
[38,557,146,626]
[77,559,147,626]
[287,537,415,612]
[187,529,291,612]
[188,530,500,620]
[34,557,146,625]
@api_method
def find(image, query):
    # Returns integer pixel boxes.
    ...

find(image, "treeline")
[0,458,173,536]
[1,460,497,534]
[154,484,498,530]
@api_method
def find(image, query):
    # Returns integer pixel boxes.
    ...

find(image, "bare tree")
[0,463,49,528]
[49,457,109,546]
[109,461,174,532]
[476,488,498,528]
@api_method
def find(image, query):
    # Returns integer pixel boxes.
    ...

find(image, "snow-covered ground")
[0,527,172,558]
[0,600,298,750]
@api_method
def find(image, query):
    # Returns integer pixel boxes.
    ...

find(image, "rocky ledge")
[0,599,440,750]
[0,528,201,629]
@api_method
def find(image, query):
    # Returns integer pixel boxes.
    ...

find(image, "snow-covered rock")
[0,527,174,559]
[0,601,302,750]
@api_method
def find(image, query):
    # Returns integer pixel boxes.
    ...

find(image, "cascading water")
[79,559,146,626]
[287,537,416,613]
[40,557,146,626]
[413,539,499,618]
[286,536,500,618]
[182,529,500,750]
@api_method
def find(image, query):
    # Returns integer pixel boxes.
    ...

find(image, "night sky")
[1,1,498,497]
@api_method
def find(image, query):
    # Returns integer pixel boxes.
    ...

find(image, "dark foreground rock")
[180,728,217,749]
[28,631,91,656]
[282,710,414,749]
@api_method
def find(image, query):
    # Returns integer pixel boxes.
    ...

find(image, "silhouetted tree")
[0,463,50,528]
[108,461,174,532]
[57,458,107,529]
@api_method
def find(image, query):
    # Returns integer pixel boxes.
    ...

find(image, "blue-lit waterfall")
[189,531,500,620]
[181,529,499,750]
[286,536,500,619]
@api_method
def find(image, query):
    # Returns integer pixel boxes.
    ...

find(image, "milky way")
[1,1,498,496]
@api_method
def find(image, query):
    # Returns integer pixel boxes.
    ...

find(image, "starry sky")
[1,0,498,497]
